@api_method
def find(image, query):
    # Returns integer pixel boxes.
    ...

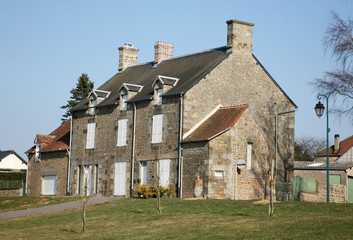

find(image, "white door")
[141,161,148,185]
[159,159,171,187]
[115,162,127,196]
[43,176,56,195]
[84,165,92,196]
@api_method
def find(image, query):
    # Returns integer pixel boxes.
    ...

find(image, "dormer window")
[121,94,128,111]
[118,83,143,111]
[89,99,97,115]
[156,88,163,105]
[87,89,111,115]
[152,75,179,105]
[35,141,41,162]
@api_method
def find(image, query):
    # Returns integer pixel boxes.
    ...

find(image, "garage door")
[348,177,353,203]
[43,176,56,195]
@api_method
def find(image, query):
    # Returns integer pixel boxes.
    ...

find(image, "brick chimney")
[334,134,340,154]
[154,41,173,64]
[226,19,254,55]
[118,43,139,71]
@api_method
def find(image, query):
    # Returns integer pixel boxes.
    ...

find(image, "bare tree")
[295,136,326,161]
[312,12,353,118]
[81,174,88,232]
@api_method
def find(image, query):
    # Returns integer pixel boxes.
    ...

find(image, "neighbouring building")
[26,119,71,196]
[294,134,353,203]
[69,19,296,199]
[0,150,27,172]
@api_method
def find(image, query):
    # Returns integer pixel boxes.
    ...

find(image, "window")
[117,119,128,146]
[159,159,170,187]
[35,142,41,162]
[121,94,128,111]
[152,114,163,143]
[86,123,96,149]
[215,170,224,178]
[156,88,163,105]
[247,143,252,170]
[329,174,341,184]
[90,99,97,115]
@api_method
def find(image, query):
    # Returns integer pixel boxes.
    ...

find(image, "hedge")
[0,172,26,181]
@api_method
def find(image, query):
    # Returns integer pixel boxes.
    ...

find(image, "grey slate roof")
[72,47,230,111]
[72,45,297,111]
[0,150,27,164]
[294,161,353,170]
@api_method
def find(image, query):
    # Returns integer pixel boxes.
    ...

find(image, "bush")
[135,184,175,198]
[0,172,26,181]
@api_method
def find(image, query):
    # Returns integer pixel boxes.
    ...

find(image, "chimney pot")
[334,134,340,154]
[226,19,254,55]
[118,43,139,72]
[154,41,173,64]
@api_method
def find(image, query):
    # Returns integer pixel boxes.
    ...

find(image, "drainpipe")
[130,102,137,197]
[25,153,29,196]
[178,93,184,198]
[67,116,73,194]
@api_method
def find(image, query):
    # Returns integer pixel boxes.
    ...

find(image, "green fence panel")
[293,176,316,201]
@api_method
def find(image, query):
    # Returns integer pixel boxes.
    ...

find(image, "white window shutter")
[159,159,170,187]
[86,123,96,149]
[117,119,127,146]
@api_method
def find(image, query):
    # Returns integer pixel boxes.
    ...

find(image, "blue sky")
[0,0,352,160]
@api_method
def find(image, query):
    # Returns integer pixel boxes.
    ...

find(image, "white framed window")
[117,119,128,146]
[159,159,170,187]
[156,88,163,105]
[35,143,41,162]
[247,143,252,170]
[121,94,128,111]
[152,114,163,143]
[86,123,96,149]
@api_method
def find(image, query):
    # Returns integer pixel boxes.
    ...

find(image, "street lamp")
[314,94,330,203]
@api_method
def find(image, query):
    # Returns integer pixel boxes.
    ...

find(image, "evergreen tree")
[61,73,94,122]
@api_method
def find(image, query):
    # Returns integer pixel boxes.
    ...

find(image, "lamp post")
[314,94,330,203]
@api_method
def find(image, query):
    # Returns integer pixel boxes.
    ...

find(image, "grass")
[1,198,353,239]
[0,196,81,213]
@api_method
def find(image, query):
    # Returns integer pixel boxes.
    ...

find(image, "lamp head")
[315,101,325,118]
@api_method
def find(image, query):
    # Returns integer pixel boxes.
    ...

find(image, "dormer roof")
[152,75,179,88]
[119,83,144,93]
[88,89,111,99]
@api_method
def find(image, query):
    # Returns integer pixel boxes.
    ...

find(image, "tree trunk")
[82,174,88,232]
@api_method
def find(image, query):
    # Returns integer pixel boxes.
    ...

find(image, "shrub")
[135,184,176,198]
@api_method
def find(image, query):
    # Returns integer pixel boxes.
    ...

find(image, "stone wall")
[183,52,295,184]
[70,93,181,197]
[295,169,347,203]
[182,142,209,198]
[0,188,23,197]
[27,151,68,196]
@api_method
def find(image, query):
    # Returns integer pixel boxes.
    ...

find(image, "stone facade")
[27,151,68,196]
[69,19,295,199]
[182,108,269,199]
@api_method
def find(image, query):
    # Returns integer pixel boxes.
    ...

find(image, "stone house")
[69,19,296,199]
[294,134,353,203]
[26,119,71,196]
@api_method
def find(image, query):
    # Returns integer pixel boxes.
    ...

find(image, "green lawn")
[1,198,353,239]
[0,196,81,213]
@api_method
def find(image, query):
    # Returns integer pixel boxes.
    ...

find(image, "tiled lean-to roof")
[183,104,249,142]
[26,119,71,153]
